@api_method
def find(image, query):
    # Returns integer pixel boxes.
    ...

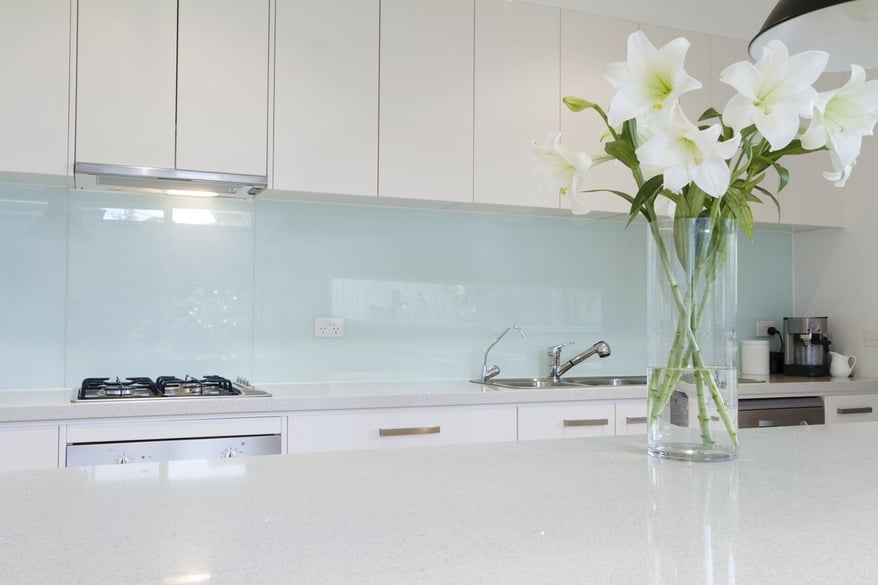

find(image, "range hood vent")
[73,163,267,199]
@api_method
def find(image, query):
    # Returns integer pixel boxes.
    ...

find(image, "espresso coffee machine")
[783,317,831,376]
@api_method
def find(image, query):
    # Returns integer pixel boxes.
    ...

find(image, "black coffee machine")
[783,317,831,376]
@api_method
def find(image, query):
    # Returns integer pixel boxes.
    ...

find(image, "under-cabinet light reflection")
[165,189,219,197]
[172,208,217,225]
[163,572,212,584]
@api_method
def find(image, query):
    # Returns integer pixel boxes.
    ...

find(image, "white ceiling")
[521,0,776,40]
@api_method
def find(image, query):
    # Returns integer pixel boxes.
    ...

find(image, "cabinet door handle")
[563,418,608,427]
[625,416,647,425]
[837,407,873,415]
[379,425,441,437]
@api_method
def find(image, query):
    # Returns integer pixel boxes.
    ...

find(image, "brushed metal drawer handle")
[563,418,608,427]
[378,425,441,437]
[625,416,647,424]
[837,407,873,415]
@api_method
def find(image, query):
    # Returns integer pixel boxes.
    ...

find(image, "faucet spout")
[550,340,611,378]
[481,324,525,382]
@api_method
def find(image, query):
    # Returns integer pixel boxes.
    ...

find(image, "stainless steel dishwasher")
[738,396,825,428]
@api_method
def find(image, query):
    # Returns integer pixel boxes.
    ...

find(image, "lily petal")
[720,40,827,150]
[606,31,702,127]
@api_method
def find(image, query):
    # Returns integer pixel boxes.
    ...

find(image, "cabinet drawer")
[287,406,517,453]
[0,425,59,471]
[615,399,648,436]
[518,402,615,441]
[824,394,878,424]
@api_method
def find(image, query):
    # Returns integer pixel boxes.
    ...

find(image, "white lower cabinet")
[615,399,649,436]
[0,424,60,472]
[287,406,517,453]
[517,401,615,440]
[824,394,878,424]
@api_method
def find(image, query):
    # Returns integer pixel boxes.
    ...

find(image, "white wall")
[794,138,878,376]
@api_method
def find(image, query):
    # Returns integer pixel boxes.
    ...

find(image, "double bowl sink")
[475,375,647,390]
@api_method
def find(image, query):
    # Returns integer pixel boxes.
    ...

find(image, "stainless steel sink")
[474,377,586,389]
[473,375,646,389]
[562,375,647,386]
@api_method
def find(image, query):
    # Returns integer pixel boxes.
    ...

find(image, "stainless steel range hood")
[73,162,267,199]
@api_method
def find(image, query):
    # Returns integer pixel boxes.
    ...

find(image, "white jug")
[829,351,856,378]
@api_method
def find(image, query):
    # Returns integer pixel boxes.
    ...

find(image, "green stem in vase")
[647,217,738,449]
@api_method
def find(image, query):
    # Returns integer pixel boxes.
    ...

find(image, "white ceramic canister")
[741,339,770,376]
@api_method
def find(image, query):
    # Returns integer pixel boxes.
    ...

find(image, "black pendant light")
[751,0,878,71]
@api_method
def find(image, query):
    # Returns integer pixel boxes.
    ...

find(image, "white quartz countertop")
[2,422,878,584]
[2,376,878,423]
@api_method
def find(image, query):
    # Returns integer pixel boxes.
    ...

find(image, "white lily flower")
[531,131,594,214]
[720,40,828,151]
[800,65,878,187]
[605,31,702,128]
[636,106,739,197]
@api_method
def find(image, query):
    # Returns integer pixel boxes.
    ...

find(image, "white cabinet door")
[274,0,378,196]
[287,406,517,453]
[824,394,878,424]
[176,0,269,175]
[76,0,177,168]
[474,0,560,208]
[0,425,59,471]
[615,399,648,435]
[379,0,474,203]
[560,11,636,216]
[76,0,268,175]
[0,0,70,177]
[517,401,615,440]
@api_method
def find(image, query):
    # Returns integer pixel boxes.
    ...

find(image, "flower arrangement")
[534,31,878,459]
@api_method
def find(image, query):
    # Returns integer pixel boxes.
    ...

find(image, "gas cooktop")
[72,375,271,402]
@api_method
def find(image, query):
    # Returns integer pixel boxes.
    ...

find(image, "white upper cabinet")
[76,0,178,169]
[560,11,636,216]
[474,0,560,208]
[379,0,474,203]
[0,0,71,177]
[176,0,269,176]
[76,0,269,175]
[273,0,378,196]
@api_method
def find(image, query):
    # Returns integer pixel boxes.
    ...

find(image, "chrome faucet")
[547,340,611,379]
[480,324,526,382]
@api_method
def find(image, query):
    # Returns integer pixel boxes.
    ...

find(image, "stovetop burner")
[156,375,238,397]
[74,375,270,401]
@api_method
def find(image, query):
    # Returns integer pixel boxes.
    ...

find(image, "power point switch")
[315,317,345,338]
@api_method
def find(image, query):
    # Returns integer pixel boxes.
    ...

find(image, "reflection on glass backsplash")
[0,184,794,389]
[0,185,67,388]
[64,191,255,383]
[254,200,648,382]
[331,278,602,331]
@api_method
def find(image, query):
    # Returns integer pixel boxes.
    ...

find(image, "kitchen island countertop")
[1,422,877,584]
[1,375,877,423]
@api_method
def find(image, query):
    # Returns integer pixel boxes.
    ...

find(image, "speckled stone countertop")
[1,375,877,423]
[1,422,877,584]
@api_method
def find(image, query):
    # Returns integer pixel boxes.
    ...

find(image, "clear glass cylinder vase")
[646,217,738,462]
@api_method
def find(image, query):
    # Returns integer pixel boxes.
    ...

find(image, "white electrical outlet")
[315,317,344,338]
[865,330,878,347]
[756,320,776,337]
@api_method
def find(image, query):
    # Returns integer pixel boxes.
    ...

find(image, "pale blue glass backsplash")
[0,184,793,389]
